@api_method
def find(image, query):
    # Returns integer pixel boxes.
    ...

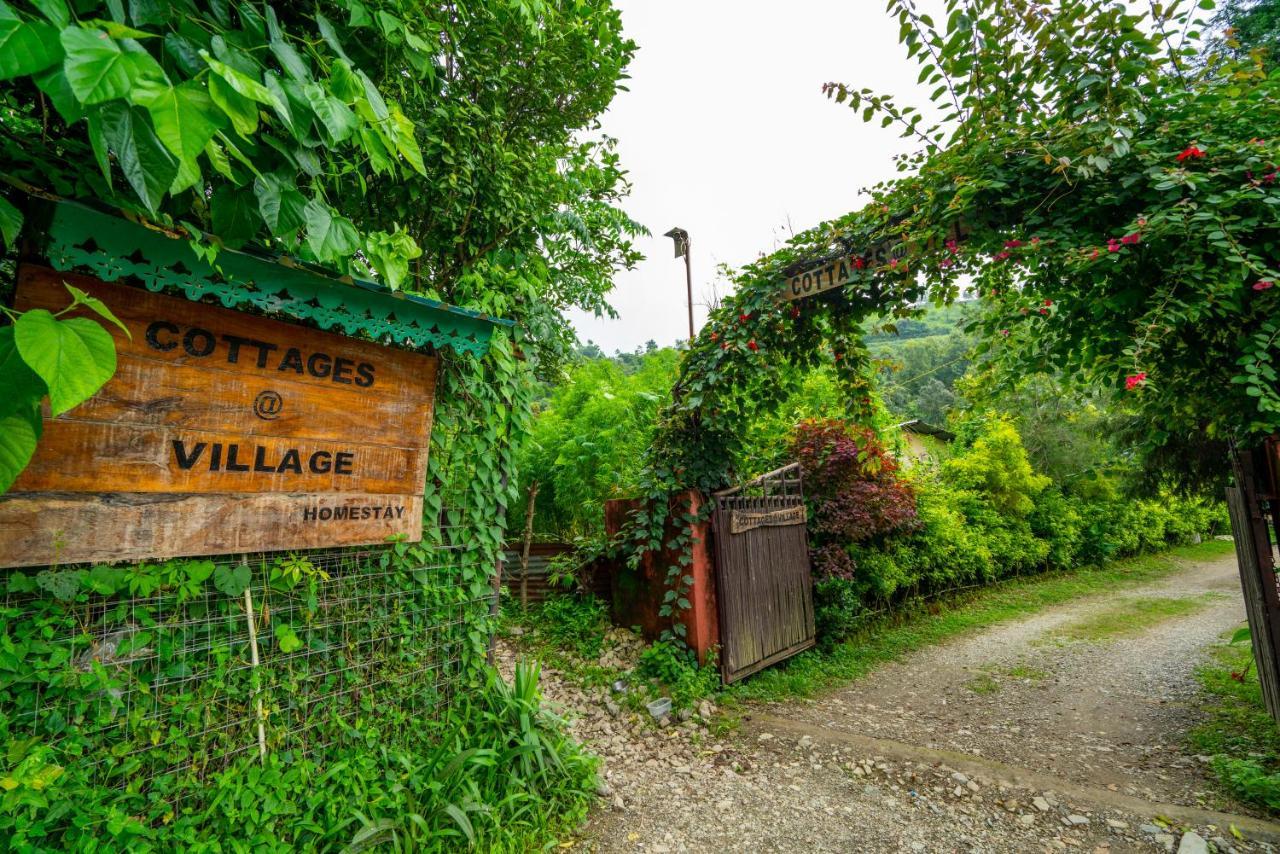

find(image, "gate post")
[1228,441,1280,720]
[604,490,720,665]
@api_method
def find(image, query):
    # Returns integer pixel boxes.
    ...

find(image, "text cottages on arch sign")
[0,264,438,568]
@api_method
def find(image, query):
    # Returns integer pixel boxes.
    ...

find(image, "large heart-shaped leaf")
[303,82,357,144]
[254,173,307,236]
[134,79,223,166]
[96,101,178,215]
[14,310,116,415]
[0,326,46,420]
[0,9,62,80]
[61,26,132,104]
[0,406,41,494]
[0,195,21,250]
[208,72,258,136]
[303,198,359,262]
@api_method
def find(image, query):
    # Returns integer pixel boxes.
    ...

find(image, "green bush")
[517,594,612,661]
[810,419,1226,644]
[636,640,719,710]
[3,662,596,852]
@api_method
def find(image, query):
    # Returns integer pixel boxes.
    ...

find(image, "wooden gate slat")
[1227,486,1280,718]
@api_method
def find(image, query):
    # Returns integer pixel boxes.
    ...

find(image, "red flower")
[1137,217,1147,227]
[1043,299,1053,306]
[1107,239,1122,253]
[1004,239,1023,249]
[1265,172,1278,185]
[994,250,1011,261]
[790,305,801,318]
[1039,308,1048,315]
[1000,329,1010,337]
[853,257,866,269]
[1124,372,1147,391]
[720,342,728,350]
[1089,248,1100,260]
[945,239,958,254]
[1120,232,1141,245]
[710,331,718,341]
[747,340,759,351]
[889,258,899,269]
[739,312,750,323]
[1254,280,1275,291]
[1176,145,1206,162]
[939,258,954,269]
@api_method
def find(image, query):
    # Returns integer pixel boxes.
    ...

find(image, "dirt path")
[510,552,1280,853]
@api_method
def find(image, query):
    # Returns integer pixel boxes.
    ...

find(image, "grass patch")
[1047,595,1209,643]
[729,539,1235,704]
[965,672,1001,694]
[1006,663,1049,681]
[1189,636,1280,814]
[499,595,621,688]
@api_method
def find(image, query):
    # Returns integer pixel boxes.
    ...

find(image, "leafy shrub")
[636,640,719,709]
[791,419,919,579]
[942,420,1049,517]
[1210,758,1280,812]
[519,594,611,661]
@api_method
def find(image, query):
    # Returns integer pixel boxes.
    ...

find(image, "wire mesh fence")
[0,537,492,822]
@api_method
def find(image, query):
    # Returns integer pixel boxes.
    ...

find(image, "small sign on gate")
[728,504,807,534]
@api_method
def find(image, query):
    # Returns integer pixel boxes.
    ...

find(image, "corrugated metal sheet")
[502,543,610,604]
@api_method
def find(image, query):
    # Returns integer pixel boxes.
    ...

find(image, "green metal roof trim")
[35,200,512,357]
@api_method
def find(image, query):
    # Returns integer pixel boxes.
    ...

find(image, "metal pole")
[684,240,695,341]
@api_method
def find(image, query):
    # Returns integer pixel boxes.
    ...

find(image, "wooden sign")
[0,265,438,568]
[778,221,969,302]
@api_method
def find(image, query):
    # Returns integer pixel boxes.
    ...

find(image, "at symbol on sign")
[253,390,284,420]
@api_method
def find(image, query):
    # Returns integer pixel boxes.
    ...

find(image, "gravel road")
[502,551,1280,853]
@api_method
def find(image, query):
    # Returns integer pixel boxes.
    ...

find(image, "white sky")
[568,0,936,353]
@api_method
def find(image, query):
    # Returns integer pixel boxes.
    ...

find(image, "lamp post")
[664,226,694,341]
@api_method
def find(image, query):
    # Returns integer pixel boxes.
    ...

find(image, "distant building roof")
[895,419,956,442]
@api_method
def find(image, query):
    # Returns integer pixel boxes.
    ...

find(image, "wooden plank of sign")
[9,421,423,495]
[0,492,423,568]
[15,267,437,399]
[779,236,908,302]
[41,352,434,449]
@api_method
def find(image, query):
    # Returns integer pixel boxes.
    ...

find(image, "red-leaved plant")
[789,419,920,580]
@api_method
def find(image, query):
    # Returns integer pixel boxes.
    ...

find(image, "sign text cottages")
[0,200,509,568]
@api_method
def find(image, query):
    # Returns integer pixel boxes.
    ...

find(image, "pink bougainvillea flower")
[1004,239,1023,249]
[1107,239,1122,253]
[1264,171,1278,184]
[1124,372,1148,390]
[939,258,954,269]
[889,258,899,269]
[1000,329,1010,337]
[747,339,759,352]
[994,250,1011,261]
[945,239,958,254]
[1176,145,1206,162]
[1121,232,1141,245]
[1254,280,1275,291]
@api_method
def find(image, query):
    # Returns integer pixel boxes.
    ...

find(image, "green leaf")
[133,79,223,168]
[269,38,309,82]
[212,562,251,597]
[208,72,258,136]
[389,104,425,176]
[63,283,130,338]
[29,0,68,28]
[254,173,307,236]
[210,185,260,247]
[314,12,350,61]
[0,326,46,420]
[0,406,40,494]
[303,198,359,262]
[96,101,178,214]
[61,26,132,104]
[34,66,82,123]
[14,310,117,415]
[274,623,303,653]
[0,8,62,80]
[303,82,357,143]
[1231,626,1252,645]
[329,59,362,102]
[203,53,286,114]
[0,195,21,250]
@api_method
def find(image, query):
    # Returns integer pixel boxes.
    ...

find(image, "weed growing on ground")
[1047,595,1209,643]
[1189,638,1280,815]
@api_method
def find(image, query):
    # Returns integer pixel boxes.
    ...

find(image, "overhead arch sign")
[0,265,440,568]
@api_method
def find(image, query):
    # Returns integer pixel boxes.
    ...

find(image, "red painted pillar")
[604,490,719,665]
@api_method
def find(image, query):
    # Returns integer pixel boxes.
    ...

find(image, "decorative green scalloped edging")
[35,200,511,356]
